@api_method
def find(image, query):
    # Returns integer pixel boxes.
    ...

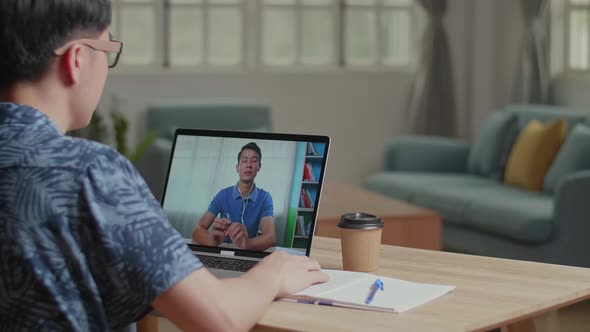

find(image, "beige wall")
[99,71,411,185]
[97,0,524,186]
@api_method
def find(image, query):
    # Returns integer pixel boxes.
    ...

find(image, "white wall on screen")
[162,136,297,247]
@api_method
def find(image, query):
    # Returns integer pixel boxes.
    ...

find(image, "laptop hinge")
[220,250,235,256]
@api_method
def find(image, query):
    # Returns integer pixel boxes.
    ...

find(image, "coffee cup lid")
[337,212,384,230]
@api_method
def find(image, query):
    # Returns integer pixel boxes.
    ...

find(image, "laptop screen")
[160,129,330,258]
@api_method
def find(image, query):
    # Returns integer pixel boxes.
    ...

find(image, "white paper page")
[318,274,455,312]
[295,270,372,297]
[293,269,455,312]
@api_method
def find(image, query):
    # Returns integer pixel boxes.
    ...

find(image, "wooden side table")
[314,183,442,250]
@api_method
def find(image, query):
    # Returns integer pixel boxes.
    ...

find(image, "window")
[261,0,338,66]
[344,0,412,66]
[564,0,590,70]
[167,0,245,66]
[110,0,415,70]
[111,0,159,66]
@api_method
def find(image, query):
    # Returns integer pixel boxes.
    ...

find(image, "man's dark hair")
[238,142,262,163]
[0,0,112,88]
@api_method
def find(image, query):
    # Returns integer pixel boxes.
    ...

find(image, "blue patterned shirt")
[0,103,203,331]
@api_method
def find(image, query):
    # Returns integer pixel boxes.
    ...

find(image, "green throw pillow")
[544,123,590,194]
[468,112,519,180]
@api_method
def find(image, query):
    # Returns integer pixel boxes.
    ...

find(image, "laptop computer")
[160,128,330,278]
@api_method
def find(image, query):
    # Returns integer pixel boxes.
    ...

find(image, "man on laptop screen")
[193,142,276,251]
[162,132,328,257]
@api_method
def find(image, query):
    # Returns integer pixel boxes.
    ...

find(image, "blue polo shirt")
[208,185,273,242]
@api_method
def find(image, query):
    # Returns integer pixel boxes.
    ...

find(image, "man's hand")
[227,222,248,249]
[248,251,330,298]
[211,218,230,243]
[152,251,329,332]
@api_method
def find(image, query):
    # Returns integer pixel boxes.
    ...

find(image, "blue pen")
[365,279,384,304]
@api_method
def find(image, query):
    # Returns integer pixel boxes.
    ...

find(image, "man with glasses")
[0,1,328,331]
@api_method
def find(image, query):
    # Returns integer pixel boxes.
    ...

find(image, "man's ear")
[60,45,83,85]
[236,164,239,173]
[258,163,262,171]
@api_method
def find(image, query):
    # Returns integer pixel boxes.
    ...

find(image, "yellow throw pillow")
[504,119,567,191]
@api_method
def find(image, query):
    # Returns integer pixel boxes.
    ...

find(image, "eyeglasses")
[54,38,123,68]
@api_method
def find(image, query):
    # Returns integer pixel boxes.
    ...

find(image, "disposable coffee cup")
[337,212,384,272]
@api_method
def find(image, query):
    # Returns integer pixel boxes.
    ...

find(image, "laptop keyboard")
[196,254,258,272]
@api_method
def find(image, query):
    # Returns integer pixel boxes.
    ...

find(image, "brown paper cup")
[340,228,382,272]
[337,212,384,272]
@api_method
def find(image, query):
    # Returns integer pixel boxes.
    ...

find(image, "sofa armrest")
[552,170,590,267]
[134,138,172,201]
[383,136,470,173]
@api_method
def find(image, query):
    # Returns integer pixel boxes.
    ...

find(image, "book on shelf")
[306,163,317,182]
[306,189,314,208]
[281,269,455,313]
[299,188,314,208]
[295,216,306,237]
[306,142,318,156]
[303,162,312,181]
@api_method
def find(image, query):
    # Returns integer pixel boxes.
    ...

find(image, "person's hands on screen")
[211,218,230,243]
[250,251,329,298]
[228,223,248,249]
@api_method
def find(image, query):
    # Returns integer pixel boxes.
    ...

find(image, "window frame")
[164,0,248,69]
[109,0,418,74]
[258,0,341,68]
[111,0,164,69]
[561,0,590,73]
[342,0,415,67]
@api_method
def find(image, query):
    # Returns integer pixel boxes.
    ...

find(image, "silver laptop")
[160,129,330,278]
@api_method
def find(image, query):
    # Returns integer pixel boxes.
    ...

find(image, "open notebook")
[282,269,455,313]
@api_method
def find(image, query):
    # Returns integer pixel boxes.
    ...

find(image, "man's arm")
[152,251,329,332]
[241,192,275,250]
[245,217,275,250]
[81,151,324,332]
[192,212,225,246]
[227,217,275,251]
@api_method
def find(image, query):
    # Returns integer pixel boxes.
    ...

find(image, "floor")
[157,299,590,331]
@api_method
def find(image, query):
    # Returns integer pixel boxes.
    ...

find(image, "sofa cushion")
[504,104,589,131]
[147,102,271,138]
[411,185,489,224]
[463,187,554,244]
[504,119,567,192]
[164,125,270,140]
[366,172,554,244]
[544,123,590,194]
[468,112,518,180]
[366,172,490,203]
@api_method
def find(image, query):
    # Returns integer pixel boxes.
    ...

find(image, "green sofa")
[366,105,590,267]
[135,101,271,201]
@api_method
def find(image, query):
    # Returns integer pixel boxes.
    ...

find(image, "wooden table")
[314,183,442,250]
[254,237,590,332]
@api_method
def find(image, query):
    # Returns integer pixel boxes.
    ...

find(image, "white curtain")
[407,0,456,137]
[512,0,550,104]
[163,136,296,247]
